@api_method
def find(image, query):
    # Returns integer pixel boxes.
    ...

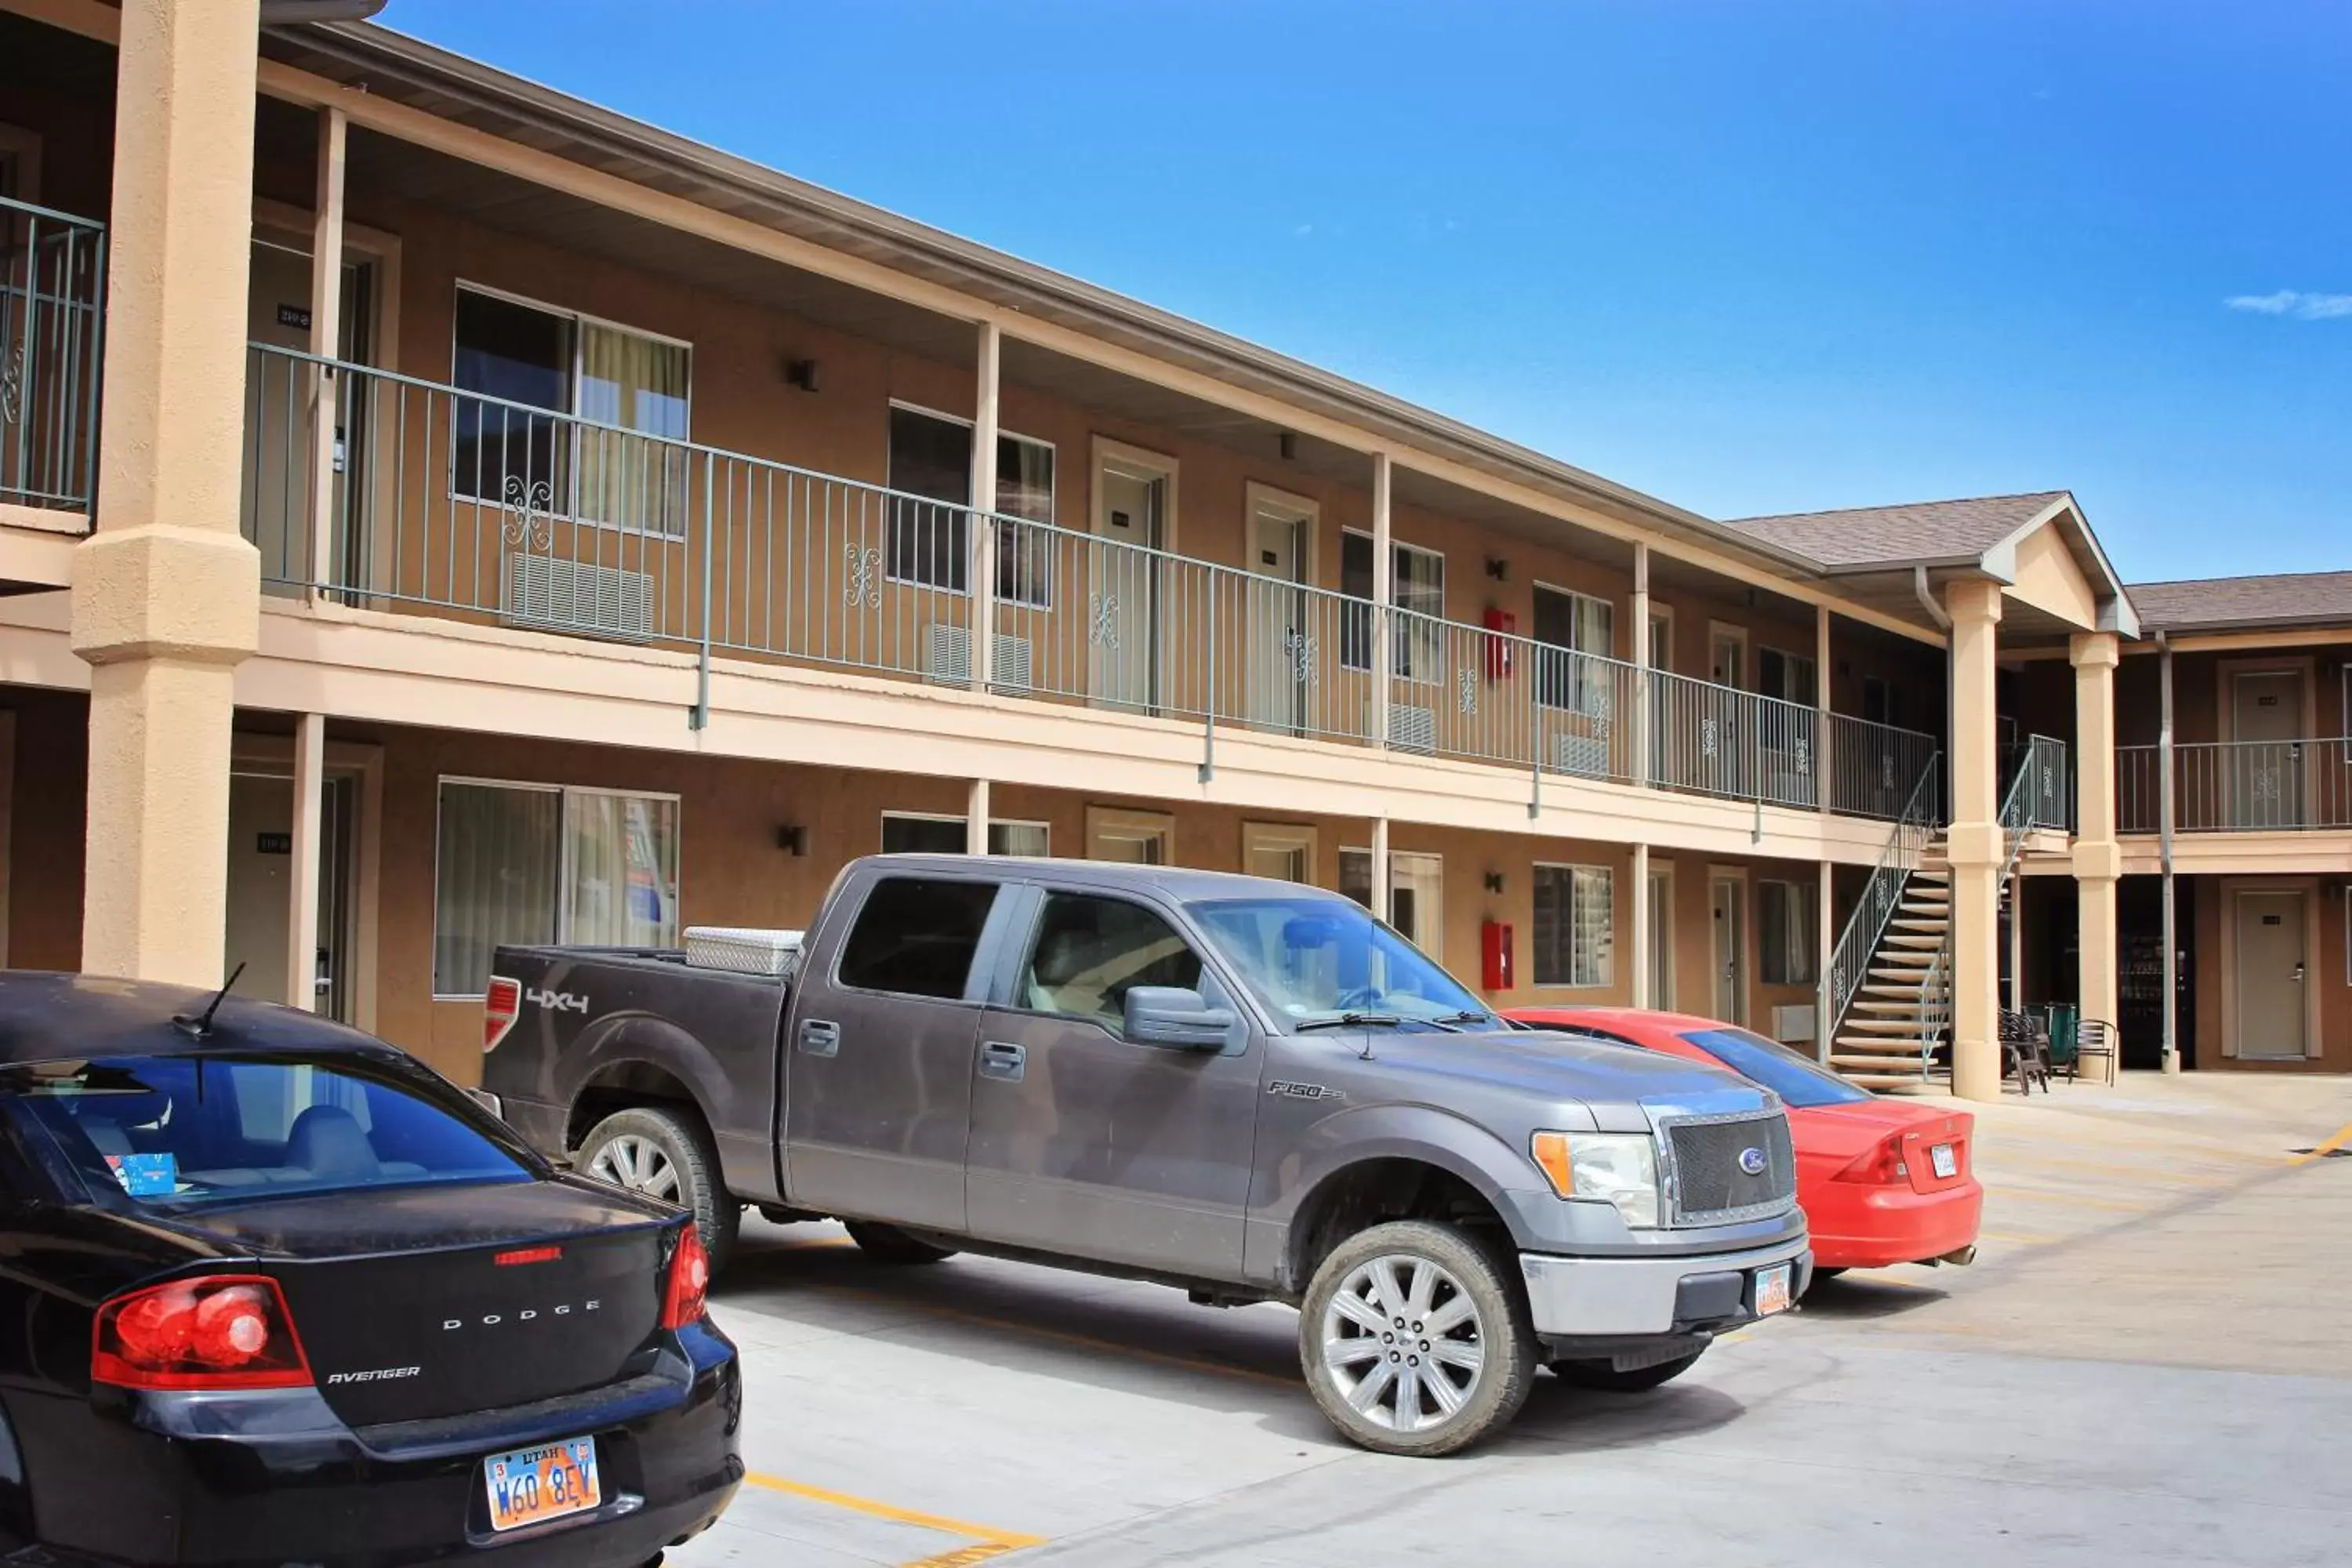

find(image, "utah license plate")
[484,1436,601,1534]
[1930,1143,1958,1179]
[1755,1262,1795,1317]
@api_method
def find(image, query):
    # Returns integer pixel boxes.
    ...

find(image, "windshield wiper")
[1296,1012,1404,1032]
[1431,1010,1494,1027]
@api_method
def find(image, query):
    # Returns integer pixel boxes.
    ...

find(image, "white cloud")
[2226,289,2352,320]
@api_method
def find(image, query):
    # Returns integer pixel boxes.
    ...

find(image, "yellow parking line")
[744,1472,1046,1553]
[2293,1120,2352,1167]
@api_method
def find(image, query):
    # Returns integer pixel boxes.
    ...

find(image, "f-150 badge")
[1267,1080,1342,1102]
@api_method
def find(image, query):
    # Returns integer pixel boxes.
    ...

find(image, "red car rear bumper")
[1806,1180,1984,1270]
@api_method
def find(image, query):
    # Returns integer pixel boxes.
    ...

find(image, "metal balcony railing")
[2118,738,2352,833]
[2004,734,2073,834]
[241,341,1942,813]
[1,194,106,512]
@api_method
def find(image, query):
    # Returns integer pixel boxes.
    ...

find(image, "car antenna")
[172,962,247,1039]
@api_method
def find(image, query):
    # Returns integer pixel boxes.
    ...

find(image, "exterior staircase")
[1828,839,1953,1089]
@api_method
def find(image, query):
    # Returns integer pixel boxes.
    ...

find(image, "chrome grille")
[1664,1112,1797,1226]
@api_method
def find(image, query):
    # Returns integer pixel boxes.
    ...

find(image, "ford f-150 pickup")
[481,855,1810,1455]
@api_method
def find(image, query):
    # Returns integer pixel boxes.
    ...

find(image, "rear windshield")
[1679,1028,1873,1109]
[0,1054,534,1212]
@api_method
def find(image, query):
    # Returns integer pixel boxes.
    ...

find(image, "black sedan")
[0,973,740,1566]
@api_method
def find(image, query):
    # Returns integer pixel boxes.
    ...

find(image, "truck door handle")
[798,1018,841,1058]
[978,1040,1026,1083]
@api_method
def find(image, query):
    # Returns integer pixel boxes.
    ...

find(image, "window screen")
[837,877,997,1000]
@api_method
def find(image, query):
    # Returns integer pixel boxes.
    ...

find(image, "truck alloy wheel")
[577,1106,739,1272]
[1299,1220,1536,1456]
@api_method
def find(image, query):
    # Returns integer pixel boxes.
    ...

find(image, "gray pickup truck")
[481,855,1809,1455]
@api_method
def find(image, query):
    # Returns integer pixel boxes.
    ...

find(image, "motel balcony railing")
[0,194,107,513]
[2118,738,2352,834]
[236,341,1941,816]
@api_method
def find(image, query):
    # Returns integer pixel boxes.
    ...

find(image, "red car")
[1505,1007,1982,1275]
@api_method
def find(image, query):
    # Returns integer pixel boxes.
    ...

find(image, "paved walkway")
[675,1071,2352,1566]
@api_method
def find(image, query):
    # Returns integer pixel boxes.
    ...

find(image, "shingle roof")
[2126,572,2352,633]
[1722,492,2071,570]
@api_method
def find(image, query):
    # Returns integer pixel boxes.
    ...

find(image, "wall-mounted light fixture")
[1483,872,1506,895]
[1484,557,1509,582]
[776,824,808,856]
[784,358,822,393]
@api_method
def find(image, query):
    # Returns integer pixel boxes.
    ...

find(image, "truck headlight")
[1530,1131,1661,1229]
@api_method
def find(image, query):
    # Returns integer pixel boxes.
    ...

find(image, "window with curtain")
[1338,848,1443,954]
[1534,586,1617,714]
[1533,864,1614,987]
[450,286,691,535]
[433,780,681,996]
[880,813,1049,857]
[1339,533,1446,677]
[1758,879,1819,985]
[1757,647,1818,706]
[885,405,1054,607]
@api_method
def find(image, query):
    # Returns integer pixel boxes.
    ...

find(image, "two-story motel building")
[0,1,2341,1100]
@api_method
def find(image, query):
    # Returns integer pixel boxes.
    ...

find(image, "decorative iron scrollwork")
[1283,627,1319,686]
[844,545,883,610]
[0,345,22,426]
[1088,592,1121,650]
[1457,667,1479,716]
[500,474,555,550]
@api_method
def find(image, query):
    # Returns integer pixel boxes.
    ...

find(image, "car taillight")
[661,1223,710,1330]
[484,975,522,1051]
[1835,1134,1911,1185]
[93,1275,313,1392]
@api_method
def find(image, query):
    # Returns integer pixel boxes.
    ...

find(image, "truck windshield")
[1189,897,1492,1029]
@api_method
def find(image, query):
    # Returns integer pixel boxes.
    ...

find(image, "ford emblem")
[1738,1146,1769,1176]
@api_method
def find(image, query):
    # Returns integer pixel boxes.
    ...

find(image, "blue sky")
[378,0,2350,583]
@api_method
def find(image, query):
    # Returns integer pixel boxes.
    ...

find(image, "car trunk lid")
[185,1180,673,1428]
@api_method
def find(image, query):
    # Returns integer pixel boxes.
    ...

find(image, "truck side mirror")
[1123,986,1234,1051]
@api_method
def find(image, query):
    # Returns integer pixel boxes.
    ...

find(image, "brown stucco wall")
[4,688,90,973]
[2189,874,2350,1073]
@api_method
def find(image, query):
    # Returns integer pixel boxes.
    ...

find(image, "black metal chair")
[1999,1009,2051,1094]
[2075,1018,2118,1084]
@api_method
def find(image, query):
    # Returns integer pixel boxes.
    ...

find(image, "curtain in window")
[994,435,1054,608]
[433,783,561,996]
[577,323,691,535]
[1572,867,1613,987]
[989,822,1050,857]
[1534,866,1613,986]
[1393,549,1445,682]
[1759,881,1817,985]
[566,793,681,949]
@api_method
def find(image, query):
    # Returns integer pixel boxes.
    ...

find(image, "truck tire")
[844,1221,957,1265]
[1548,1348,1705,1392]
[577,1106,740,1273]
[1298,1219,1537,1457]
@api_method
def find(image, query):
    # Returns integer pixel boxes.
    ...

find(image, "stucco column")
[1944,579,2005,1101]
[2071,630,2122,1079]
[71,0,263,986]
[1370,453,1393,748]
[966,778,991,856]
[1629,840,1651,1007]
[967,320,1000,691]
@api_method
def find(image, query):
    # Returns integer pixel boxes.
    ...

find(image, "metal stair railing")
[1915,943,1951,1080]
[1821,751,1942,1059]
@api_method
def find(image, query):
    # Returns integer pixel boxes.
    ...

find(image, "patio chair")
[2075,1018,2118,1085]
[2043,1004,2082,1080]
[1999,1009,2051,1094]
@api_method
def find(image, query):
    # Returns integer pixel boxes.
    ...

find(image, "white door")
[1390,852,1444,959]
[1711,875,1747,1025]
[245,239,371,597]
[1089,465,1166,713]
[1247,506,1308,732]
[2228,671,2303,828]
[2234,891,2308,1058]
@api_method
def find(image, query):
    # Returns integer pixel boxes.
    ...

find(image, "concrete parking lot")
[674,1073,2352,1567]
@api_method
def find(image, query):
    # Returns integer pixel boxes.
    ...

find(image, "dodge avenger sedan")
[0,972,740,1566]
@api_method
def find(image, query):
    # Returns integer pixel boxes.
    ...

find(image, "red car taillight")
[93,1275,313,1392]
[1835,1134,1911,1185]
[661,1224,710,1330]
[484,975,522,1052]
